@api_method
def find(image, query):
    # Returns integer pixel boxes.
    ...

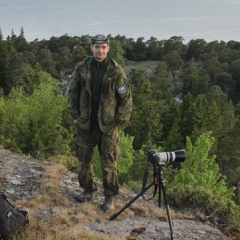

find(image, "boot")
[75,190,94,202]
[101,196,115,211]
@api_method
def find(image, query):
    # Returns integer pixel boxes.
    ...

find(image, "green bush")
[166,132,239,228]
[167,184,240,228]
[172,132,235,199]
[168,184,214,208]
[2,80,74,158]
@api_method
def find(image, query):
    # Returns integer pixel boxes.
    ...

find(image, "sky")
[0,0,240,43]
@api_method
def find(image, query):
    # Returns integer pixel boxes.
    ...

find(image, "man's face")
[91,43,110,62]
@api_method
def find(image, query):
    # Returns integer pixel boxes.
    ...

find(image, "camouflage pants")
[75,121,120,196]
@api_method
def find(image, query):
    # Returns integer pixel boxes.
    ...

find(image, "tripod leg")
[158,177,162,207]
[161,179,174,240]
[110,181,155,221]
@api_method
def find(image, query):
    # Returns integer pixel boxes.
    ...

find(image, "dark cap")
[91,34,110,44]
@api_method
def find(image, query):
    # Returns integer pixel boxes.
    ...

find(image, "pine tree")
[180,93,195,141]
[5,52,31,93]
[108,39,125,67]
[173,131,235,199]
[0,37,16,92]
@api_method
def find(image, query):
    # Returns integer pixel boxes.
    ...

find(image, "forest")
[0,28,240,229]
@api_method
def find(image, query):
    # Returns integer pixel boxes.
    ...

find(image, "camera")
[148,150,185,165]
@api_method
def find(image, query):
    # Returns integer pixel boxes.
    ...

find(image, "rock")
[0,149,233,240]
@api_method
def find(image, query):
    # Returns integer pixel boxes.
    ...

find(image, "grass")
[12,163,211,240]
[14,164,112,240]
[124,60,160,75]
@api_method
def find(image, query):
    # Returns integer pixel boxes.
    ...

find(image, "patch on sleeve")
[118,86,127,95]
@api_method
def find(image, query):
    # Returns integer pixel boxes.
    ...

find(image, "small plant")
[47,155,78,172]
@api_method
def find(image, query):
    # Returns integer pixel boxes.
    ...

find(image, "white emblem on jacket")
[118,86,127,94]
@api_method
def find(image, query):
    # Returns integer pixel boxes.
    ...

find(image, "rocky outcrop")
[0,149,232,240]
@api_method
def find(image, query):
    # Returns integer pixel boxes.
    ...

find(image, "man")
[67,34,132,211]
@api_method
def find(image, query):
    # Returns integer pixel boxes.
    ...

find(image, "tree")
[57,34,72,50]
[114,34,134,59]
[28,65,59,94]
[133,37,147,61]
[215,72,233,98]
[47,36,59,53]
[108,39,125,67]
[146,37,163,60]
[189,94,210,143]
[13,27,28,52]
[0,96,7,144]
[182,58,205,97]
[152,61,173,102]
[127,73,163,149]
[167,132,239,228]
[217,118,240,187]
[163,36,184,55]
[173,132,235,199]
[163,122,183,151]
[23,51,37,67]
[180,93,195,140]
[57,46,72,74]
[36,49,59,78]
[0,37,16,92]
[163,50,183,85]
[78,35,92,55]
[71,45,87,66]
[192,94,208,129]
[206,86,236,140]
[229,59,240,103]
[161,98,181,142]
[0,28,3,41]
[202,53,221,83]
[5,52,32,94]
[123,37,136,60]
[3,79,72,157]
[186,39,206,60]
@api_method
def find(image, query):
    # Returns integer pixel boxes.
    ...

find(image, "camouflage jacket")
[67,56,132,133]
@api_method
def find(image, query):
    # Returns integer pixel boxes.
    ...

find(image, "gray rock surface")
[0,149,232,240]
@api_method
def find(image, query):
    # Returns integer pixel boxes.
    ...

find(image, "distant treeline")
[1,28,240,99]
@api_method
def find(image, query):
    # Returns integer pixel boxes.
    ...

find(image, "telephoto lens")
[148,150,185,165]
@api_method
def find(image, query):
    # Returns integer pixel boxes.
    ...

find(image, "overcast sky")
[1,0,240,43]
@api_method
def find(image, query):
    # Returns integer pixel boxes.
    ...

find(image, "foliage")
[166,132,239,227]
[118,130,134,174]
[1,76,73,158]
[1,29,240,227]
[129,140,163,182]
[128,71,164,149]
[108,39,125,67]
[163,50,183,84]
[0,97,7,143]
[217,118,240,186]
[168,184,219,209]
[167,184,240,228]
[173,132,235,198]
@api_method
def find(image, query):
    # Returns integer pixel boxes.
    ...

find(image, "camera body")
[148,150,185,165]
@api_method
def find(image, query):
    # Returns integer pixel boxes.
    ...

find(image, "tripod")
[110,164,174,240]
